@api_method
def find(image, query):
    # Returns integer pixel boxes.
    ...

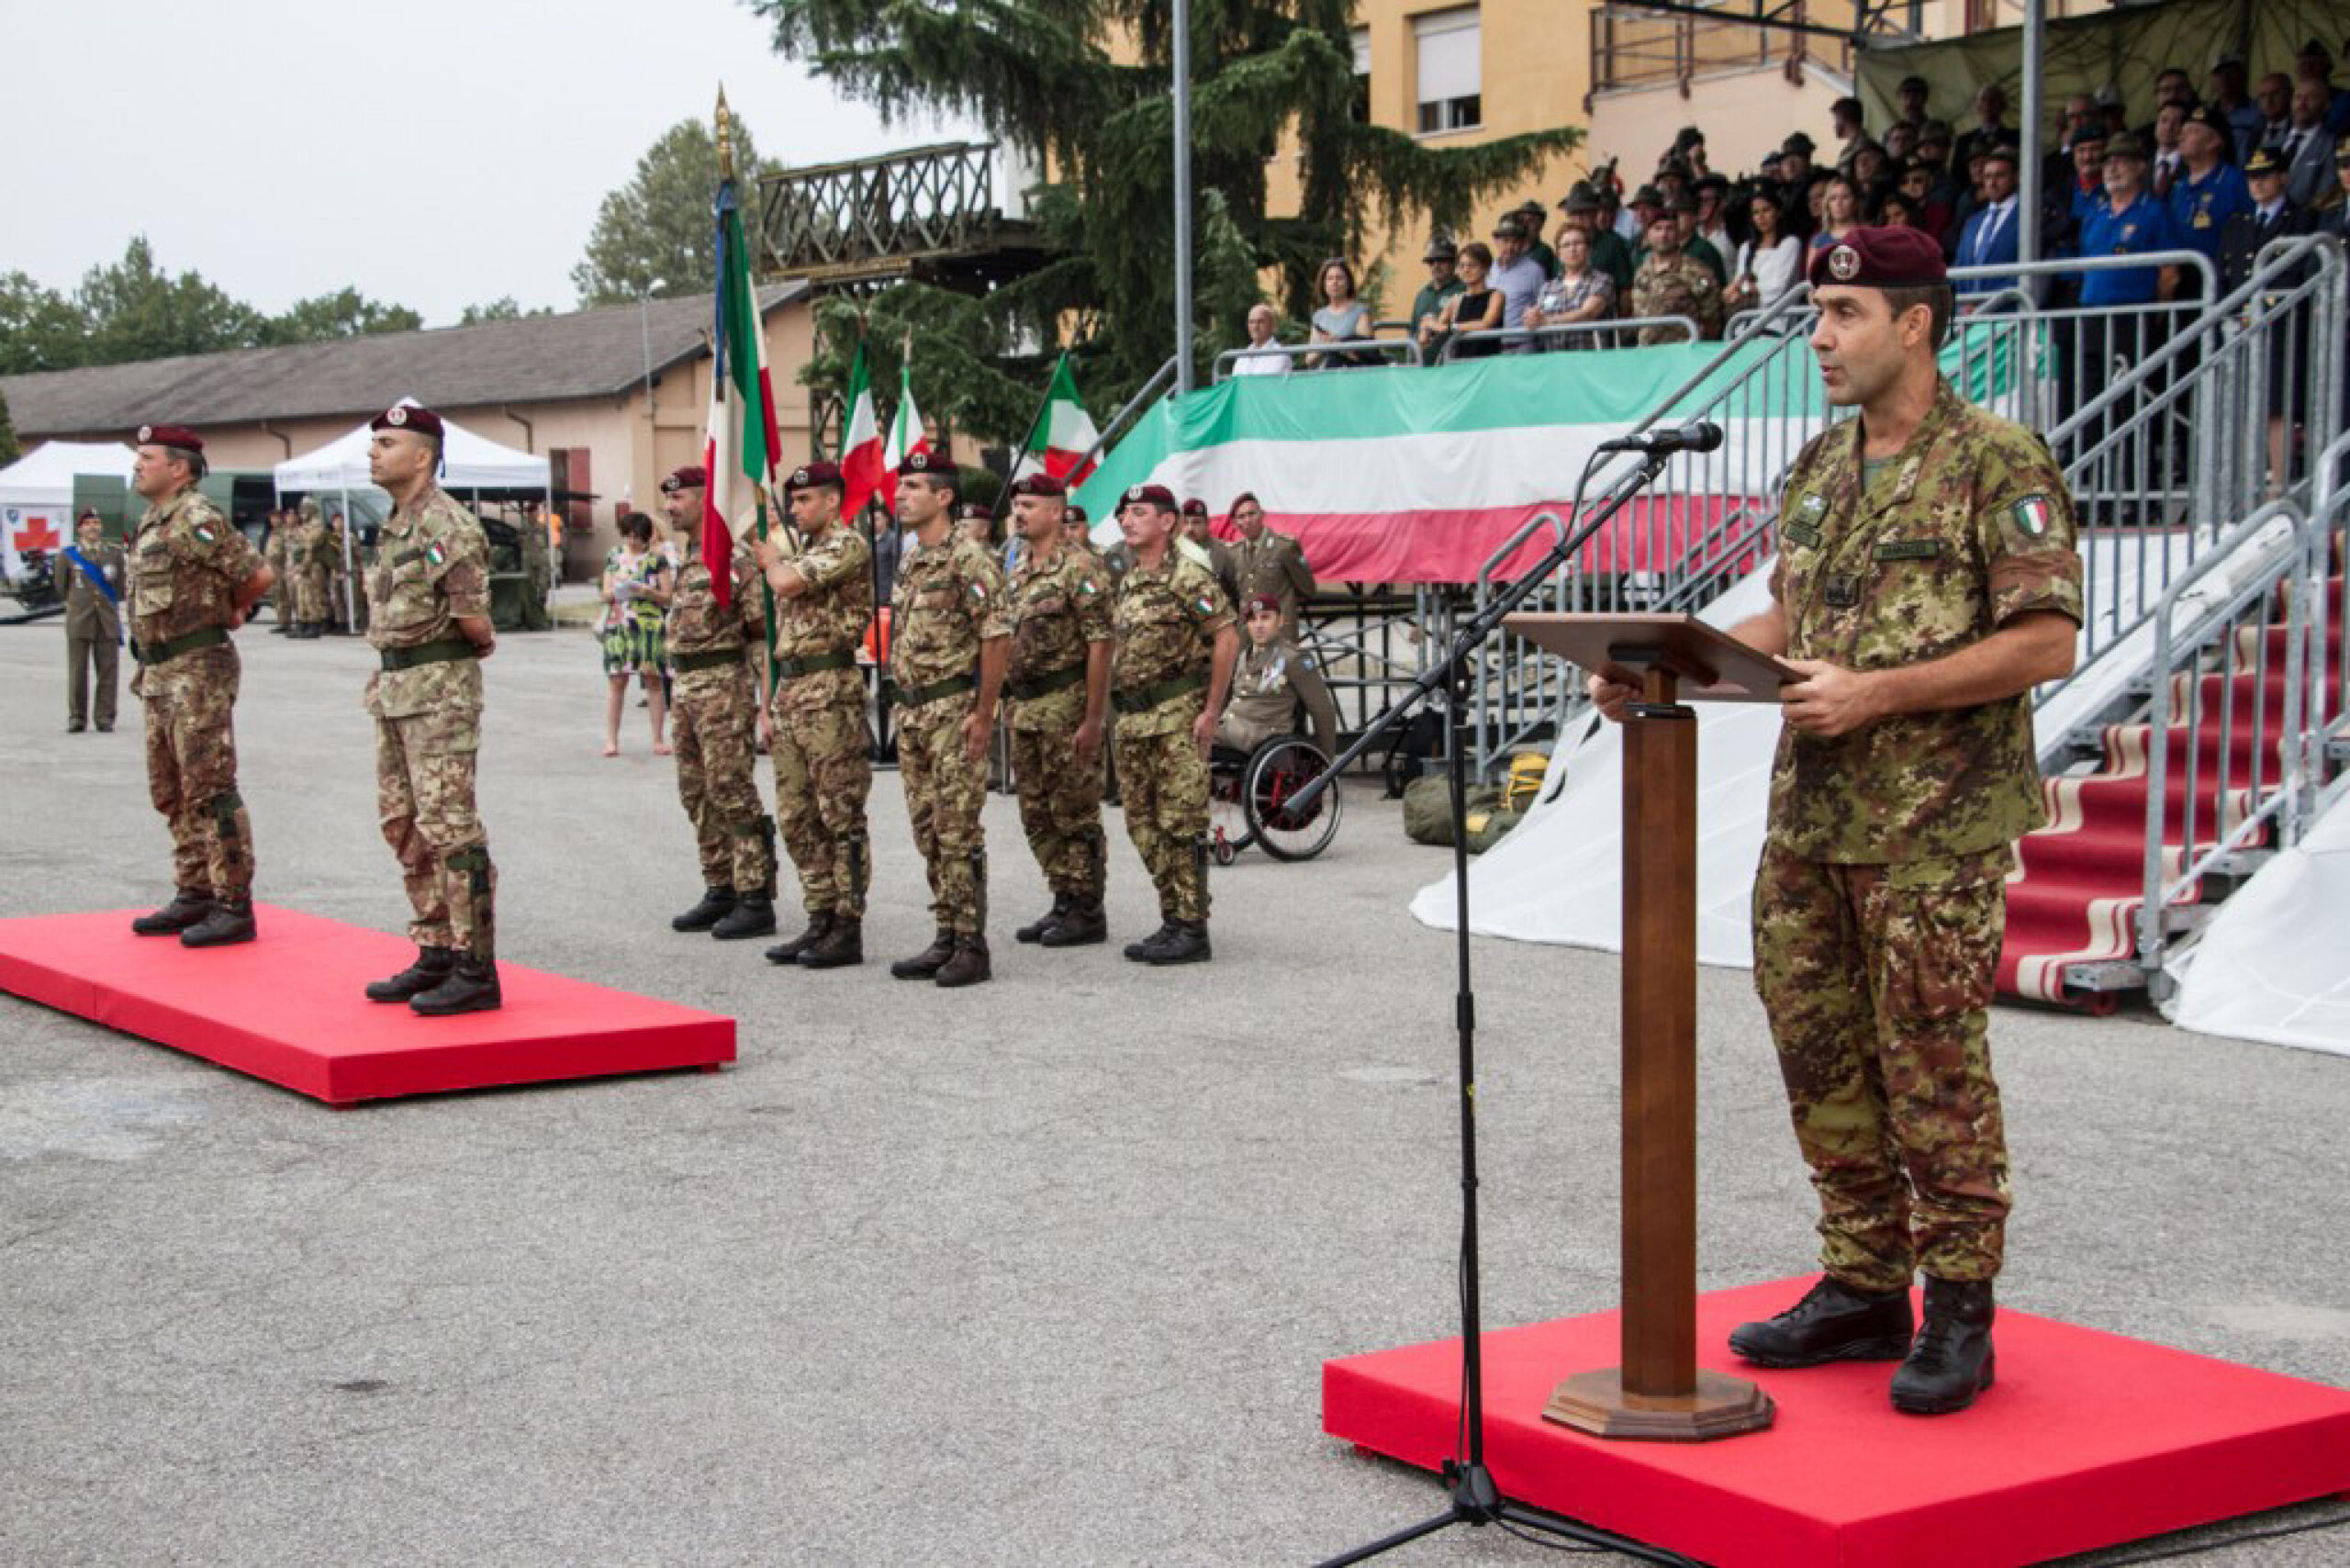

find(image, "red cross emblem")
[11,517,60,554]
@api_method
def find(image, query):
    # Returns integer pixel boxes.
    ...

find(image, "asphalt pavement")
[3,616,2346,1566]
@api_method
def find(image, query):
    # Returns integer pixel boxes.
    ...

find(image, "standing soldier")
[884,451,1013,986]
[1108,484,1239,965]
[1631,201,1725,343]
[60,508,126,734]
[660,465,777,941]
[1177,498,1243,609]
[263,508,295,633]
[1226,491,1315,638]
[357,406,505,1015]
[323,506,354,634]
[519,498,554,631]
[1592,230,2081,1415]
[750,460,875,970]
[124,425,274,946]
[293,498,332,637]
[1001,473,1113,947]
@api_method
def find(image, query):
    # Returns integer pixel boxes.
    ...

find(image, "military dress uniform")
[1232,524,1315,638]
[762,464,876,969]
[126,429,263,947]
[664,468,776,941]
[886,465,1014,985]
[1631,250,1724,342]
[61,522,126,732]
[360,408,501,1014]
[1216,633,1338,756]
[1003,480,1114,948]
[1110,507,1236,963]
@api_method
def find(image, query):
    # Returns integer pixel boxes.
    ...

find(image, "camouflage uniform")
[1004,540,1113,903]
[129,487,260,899]
[768,523,875,920]
[1631,251,1724,343]
[666,540,774,899]
[1232,527,1316,637]
[365,486,497,959]
[263,520,293,625]
[1754,375,2083,1293]
[1216,636,1338,756]
[890,533,1014,936]
[295,504,332,627]
[1111,554,1235,923]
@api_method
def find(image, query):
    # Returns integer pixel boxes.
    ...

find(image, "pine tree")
[750,0,1578,418]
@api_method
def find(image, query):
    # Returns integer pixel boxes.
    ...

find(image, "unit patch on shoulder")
[191,521,217,545]
[2011,494,2053,539]
[426,540,447,568]
[1195,595,1216,615]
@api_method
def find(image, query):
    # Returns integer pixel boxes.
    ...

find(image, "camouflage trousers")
[140,646,252,898]
[771,673,872,919]
[296,566,330,624]
[1751,843,2013,1292]
[1009,724,1106,900]
[896,699,989,935]
[672,666,774,896]
[375,707,495,959]
[1113,711,1211,923]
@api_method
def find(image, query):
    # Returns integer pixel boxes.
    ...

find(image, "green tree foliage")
[458,296,551,324]
[0,387,18,465]
[750,0,1579,410]
[257,287,424,345]
[803,287,1040,457]
[574,118,783,307]
[0,272,89,375]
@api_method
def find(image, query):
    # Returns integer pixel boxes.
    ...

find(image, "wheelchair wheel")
[1245,736,1342,862]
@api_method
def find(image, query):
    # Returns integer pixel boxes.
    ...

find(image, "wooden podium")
[1506,613,1795,1442]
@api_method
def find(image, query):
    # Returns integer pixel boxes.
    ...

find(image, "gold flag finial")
[715,84,735,181]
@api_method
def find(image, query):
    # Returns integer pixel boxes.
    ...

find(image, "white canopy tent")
[0,440,136,581]
[274,401,551,625]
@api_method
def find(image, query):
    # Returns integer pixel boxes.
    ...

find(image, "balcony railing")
[755,142,1009,285]
[1589,5,1854,95]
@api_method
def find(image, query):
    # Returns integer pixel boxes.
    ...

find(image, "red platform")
[1324,1280,2350,1567]
[0,906,735,1106]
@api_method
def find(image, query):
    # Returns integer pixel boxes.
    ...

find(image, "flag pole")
[716,84,782,687]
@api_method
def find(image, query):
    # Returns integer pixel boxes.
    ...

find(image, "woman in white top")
[1725,186,1806,318]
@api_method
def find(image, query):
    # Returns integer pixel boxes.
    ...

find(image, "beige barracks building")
[0,286,810,580]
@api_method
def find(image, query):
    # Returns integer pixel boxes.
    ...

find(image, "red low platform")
[0,906,735,1105]
[1324,1280,2350,1567]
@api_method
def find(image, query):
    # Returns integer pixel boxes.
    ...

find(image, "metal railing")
[755,141,1005,283]
[1588,5,1856,95]
[1434,316,1701,363]
[1211,338,1423,382]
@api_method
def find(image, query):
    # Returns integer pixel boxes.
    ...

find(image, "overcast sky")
[3,0,979,327]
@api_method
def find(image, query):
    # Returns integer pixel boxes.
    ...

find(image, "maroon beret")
[901,448,958,479]
[660,465,708,494]
[1181,498,1211,518]
[1242,592,1281,616]
[1120,482,1177,510]
[957,501,993,522]
[134,423,203,453]
[783,460,844,492]
[1809,226,1948,291]
[370,404,445,439]
[1067,504,1088,524]
[1008,472,1066,498]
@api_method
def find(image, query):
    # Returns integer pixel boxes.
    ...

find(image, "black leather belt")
[130,625,229,666]
[895,673,975,709]
[379,636,477,672]
[1112,669,1207,715]
[772,649,855,680]
[1005,664,1084,701]
[673,647,746,675]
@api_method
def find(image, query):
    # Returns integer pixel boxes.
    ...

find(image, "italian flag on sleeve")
[702,174,781,605]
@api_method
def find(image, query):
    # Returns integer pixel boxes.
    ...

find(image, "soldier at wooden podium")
[1593,228,2081,1415]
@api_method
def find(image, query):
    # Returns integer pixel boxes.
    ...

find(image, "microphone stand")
[1304,444,1699,1568]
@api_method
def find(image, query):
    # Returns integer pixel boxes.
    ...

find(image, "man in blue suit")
[1954,145,2021,297]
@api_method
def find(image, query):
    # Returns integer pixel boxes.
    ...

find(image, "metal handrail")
[1211,338,1423,382]
[1067,355,1179,489]
[1433,316,1700,363]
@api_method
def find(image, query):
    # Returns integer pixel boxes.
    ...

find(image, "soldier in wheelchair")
[1208,593,1345,862]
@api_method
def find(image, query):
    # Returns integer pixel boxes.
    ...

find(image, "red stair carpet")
[2002,566,2346,1007]
[0,905,735,1105]
[1322,1279,2350,1568]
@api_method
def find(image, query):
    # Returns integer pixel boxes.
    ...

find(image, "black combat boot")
[1123,921,1178,962]
[934,935,991,988]
[1144,920,1212,966]
[365,946,457,1002]
[409,957,502,1016]
[765,911,833,965]
[709,892,776,941]
[797,917,862,969]
[1015,895,1071,945]
[131,889,213,935]
[672,887,735,933]
[891,930,957,980]
[178,897,257,948]
[1728,1275,1916,1369]
[1038,897,1106,948]
[1890,1277,1997,1415]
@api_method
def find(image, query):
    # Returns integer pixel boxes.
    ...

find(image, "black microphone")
[1596,420,1724,455]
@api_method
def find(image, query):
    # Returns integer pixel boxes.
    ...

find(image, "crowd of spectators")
[1233,37,2350,375]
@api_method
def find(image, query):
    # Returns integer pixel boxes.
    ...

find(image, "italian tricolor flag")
[838,345,888,521]
[1013,353,1101,486]
[701,174,781,605]
[884,361,928,476]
